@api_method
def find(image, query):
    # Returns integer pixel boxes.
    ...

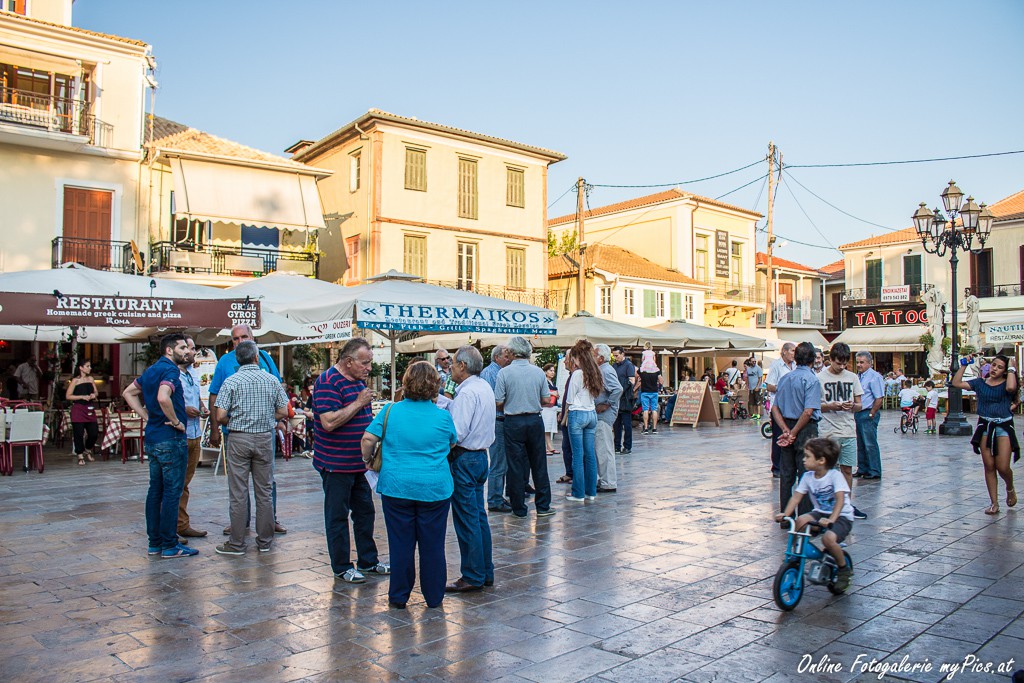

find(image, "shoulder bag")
[365,403,393,473]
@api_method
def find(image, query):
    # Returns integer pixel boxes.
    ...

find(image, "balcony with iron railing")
[150,241,318,279]
[843,283,934,306]
[0,87,111,144]
[704,280,766,304]
[426,280,550,309]
[973,283,1023,298]
[52,237,143,273]
[756,305,826,327]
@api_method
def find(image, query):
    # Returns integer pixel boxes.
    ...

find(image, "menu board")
[671,380,721,429]
[715,230,730,278]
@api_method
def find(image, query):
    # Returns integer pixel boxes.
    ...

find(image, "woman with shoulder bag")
[361,361,457,609]
[565,340,603,502]
[66,359,99,466]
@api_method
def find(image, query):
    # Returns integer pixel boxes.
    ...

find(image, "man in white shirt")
[765,343,796,477]
[14,356,42,400]
[444,346,496,592]
[817,342,867,520]
[725,360,741,389]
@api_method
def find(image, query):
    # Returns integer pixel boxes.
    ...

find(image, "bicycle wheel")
[773,558,804,611]
[900,415,908,434]
[760,421,772,439]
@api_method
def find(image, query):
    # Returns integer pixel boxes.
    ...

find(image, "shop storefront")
[833,303,929,376]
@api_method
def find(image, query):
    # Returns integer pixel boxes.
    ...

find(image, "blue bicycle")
[773,517,853,611]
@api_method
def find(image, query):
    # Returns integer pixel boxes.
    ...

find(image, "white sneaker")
[336,567,366,583]
[360,562,391,575]
[565,495,585,502]
[585,496,596,501]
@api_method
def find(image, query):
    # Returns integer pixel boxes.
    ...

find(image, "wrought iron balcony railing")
[843,283,933,305]
[756,306,825,327]
[973,283,1023,298]
[426,280,550,309]
[0,87,110,143]
[150,241,318,278]
[51,237,143,273]
[704,280,766,303]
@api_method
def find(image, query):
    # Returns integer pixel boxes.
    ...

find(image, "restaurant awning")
[776,328,830,349]
[831,325,927,353]
[170,157,326,231]
[0,44,81,75]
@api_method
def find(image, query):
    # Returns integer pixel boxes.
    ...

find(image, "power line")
[590,158,764,189]
[783,169,896,231]
[548,183,576,209]
[787,148,1024,169]
[715,173,769,201]
[776,174,841,253]
[757,225,837,251]
[750,173,768,212]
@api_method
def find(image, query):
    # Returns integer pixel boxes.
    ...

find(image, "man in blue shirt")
[122,333,197,559]
[611,347,637,454]
[208,324,286,534]
[854,351,886,480]
[771,342,821,516]
[444,345,496,592]
[177,335,208,542]
[480,344,513,512]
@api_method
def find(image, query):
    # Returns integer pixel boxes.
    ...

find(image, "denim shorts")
[835,436,856,468]
[991,425,1011,440]
[639,392,659,412]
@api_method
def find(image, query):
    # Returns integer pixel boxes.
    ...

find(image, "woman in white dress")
[541,363,559,454]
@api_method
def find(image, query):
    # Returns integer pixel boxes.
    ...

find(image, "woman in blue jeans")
[564,340,603,502]
[361,361,457,608]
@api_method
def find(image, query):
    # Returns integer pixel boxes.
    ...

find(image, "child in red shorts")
[924,380,939,434]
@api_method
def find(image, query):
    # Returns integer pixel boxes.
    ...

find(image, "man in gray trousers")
[214,341,289,555]
[594,344,623,493]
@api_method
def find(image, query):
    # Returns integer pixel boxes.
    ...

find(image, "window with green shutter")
[405,148,427,191]
[506,167,525,208]
[506,247,525,290]
[670,292,682,319]
[458,158,478,219]
[643,289,656,317]
[403,235,426,277]
[903,254,922,288]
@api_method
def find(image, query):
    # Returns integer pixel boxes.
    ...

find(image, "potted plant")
[919,332,935,350]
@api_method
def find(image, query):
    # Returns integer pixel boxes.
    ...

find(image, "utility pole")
[765,142,776,330]
[576,177,586,314]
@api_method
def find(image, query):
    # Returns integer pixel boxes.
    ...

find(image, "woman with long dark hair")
[565,340,603,502]
[66,359,99,466]
[952,353,1019,515]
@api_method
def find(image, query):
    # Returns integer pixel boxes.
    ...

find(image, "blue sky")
[77,0,1024,268]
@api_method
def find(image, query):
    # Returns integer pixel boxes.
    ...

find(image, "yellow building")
[288,109,566,306]
[547,189,763,327]
[548,243,708,323]
[1,0,152,273]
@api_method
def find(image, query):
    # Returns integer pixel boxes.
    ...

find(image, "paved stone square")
[1,415,1022,682]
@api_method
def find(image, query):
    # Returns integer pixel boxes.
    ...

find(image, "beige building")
[1,0,152,273]
[548,243,707,324]
[548,189,763,328]
[753,252,828,349]
[289,109,565,307]
[819,258,845,334]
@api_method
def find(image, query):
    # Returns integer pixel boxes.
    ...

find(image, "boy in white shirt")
[898,380,920,420]
[775,437,854,592]
[924,380,939,434]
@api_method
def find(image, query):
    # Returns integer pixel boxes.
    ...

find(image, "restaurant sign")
[358,301,557,334]
[0,293,260,329]
[285,318,353,346]
[984,321,1024,346]
[714,230,730,279]
[845,305,928,328]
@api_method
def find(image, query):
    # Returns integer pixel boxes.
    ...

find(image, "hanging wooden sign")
[670,379,721,428]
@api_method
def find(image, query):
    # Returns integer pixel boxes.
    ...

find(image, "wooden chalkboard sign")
[670,380,721,428]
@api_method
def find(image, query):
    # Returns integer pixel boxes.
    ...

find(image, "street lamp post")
[912,180,995,436]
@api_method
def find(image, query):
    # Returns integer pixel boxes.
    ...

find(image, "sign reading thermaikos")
[0,293,260,329]
[358,302,557,334]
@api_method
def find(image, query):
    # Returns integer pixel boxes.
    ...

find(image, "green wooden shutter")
[405,148,426,191]
[458,158,478,219]
[643,289,656,317]
[670,292,682,319]
[507,167,524,207]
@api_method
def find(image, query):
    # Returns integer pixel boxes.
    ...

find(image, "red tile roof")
[755,252,818,274]
[548,243,706,287]
[0,10,149,47]
[819,259,845,275]
[838,226,918,250]
[990,188,1024,222]
[147,116,318,170]
[548,188,762,227]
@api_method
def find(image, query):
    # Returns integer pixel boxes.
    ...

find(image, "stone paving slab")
[1,417,1022,682]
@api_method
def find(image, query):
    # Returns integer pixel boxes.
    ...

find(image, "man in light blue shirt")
[443,345,496,592]
[177,335,207,541]
[855,351,886,480]
[771,342,821,516]
[480,345,513,512]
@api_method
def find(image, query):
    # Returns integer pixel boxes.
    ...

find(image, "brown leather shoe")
[178,527,208,538]
[274,523,288,534]
[445,578,483,593]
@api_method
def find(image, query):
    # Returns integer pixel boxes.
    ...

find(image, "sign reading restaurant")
[845,304,928,328]
[0,293,261,329]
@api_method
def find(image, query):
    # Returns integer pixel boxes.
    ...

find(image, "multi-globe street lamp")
[912,180,995,435]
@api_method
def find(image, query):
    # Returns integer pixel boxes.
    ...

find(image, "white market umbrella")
[193,310,311,346]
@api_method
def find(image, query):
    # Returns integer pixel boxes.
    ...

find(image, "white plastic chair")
[10,410,45,473]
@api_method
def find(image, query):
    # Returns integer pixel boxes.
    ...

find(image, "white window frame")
[623,288,635,316]
[349,150,361,192]
[730,241,743,287]
[598,286,612,315]
[457,242,477,290]
[695,233,709,282]
[685,294,694,320]
[655,291,666,318]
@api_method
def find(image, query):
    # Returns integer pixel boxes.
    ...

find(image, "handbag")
[365,404,393,473]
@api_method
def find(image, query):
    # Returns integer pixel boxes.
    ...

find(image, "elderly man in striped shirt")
[214,341,290,555]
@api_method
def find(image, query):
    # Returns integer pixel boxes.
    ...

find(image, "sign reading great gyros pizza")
[0,293,260,329]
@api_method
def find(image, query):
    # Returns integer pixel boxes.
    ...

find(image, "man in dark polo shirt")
[122,333,197,559]
[312,337,390,583]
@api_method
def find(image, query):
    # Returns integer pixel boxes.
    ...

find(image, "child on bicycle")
[924,380,939,434]
[774,437,854,591]
[898,380,920,421]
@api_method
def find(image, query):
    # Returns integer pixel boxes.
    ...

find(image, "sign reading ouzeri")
[0,292,261,329]
[359,301,557,334]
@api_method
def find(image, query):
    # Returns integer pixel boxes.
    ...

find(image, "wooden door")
[62,187,112,269]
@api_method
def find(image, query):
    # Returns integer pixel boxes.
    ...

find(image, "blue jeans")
[450,450,493,586]
[146,438,188,550]
[560,422,573,476]
[568,410,598,498]
[381,495,450,607]
[855,410,882,477]
[487,418,507,507]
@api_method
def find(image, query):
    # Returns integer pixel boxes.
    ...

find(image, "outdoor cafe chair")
[8,409,45,473]
[115,412,145,463]
[0,408,12,475]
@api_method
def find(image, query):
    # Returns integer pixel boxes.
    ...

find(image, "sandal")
[85,449,95,463]
[985,503,1000,515]
[1008,489,1017,508]
[556,475,572,484]
[77,456,85,466]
